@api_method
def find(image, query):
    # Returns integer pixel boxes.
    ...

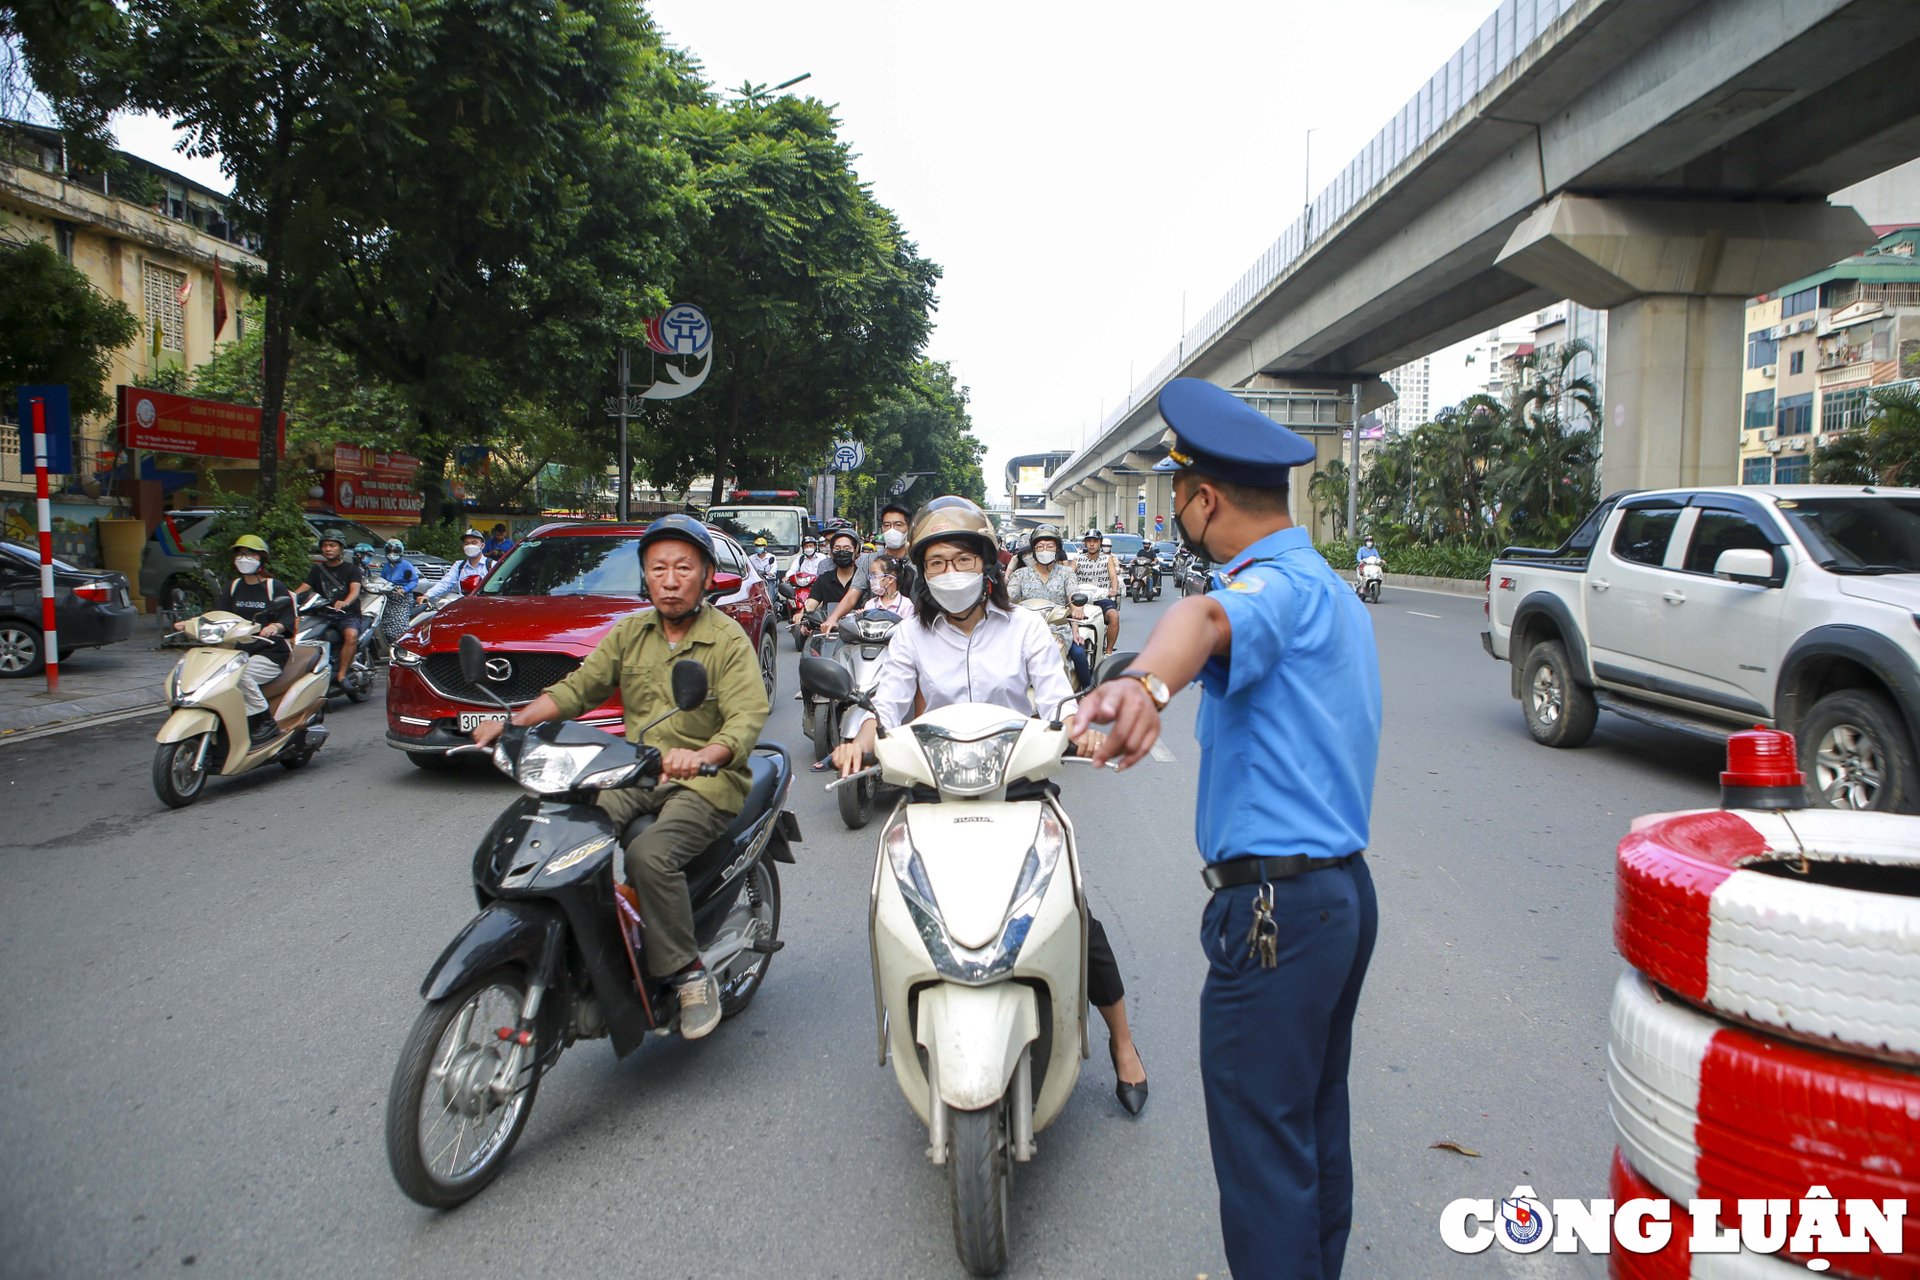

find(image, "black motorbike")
[385,635,801,1209]
[1126,554,1158,603]
[296,596,372,703]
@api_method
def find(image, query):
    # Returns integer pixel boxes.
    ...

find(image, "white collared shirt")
[846,602,1076,738]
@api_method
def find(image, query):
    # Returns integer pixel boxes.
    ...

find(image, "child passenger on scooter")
[863,556,914,620]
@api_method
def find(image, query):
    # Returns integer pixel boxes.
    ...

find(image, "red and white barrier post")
[30,395,59,693]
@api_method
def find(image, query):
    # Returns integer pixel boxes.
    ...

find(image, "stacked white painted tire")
[1607,807,1920,1279]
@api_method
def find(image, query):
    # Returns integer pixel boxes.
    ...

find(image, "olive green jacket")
[543,604,769,812]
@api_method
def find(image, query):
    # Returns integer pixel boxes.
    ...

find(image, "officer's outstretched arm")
[1071,595,1230,768]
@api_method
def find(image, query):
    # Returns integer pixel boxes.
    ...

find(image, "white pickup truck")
[1483,485,1920,812]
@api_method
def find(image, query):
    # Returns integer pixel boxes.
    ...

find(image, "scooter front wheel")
[386,968,541,1209]
[837,771,874,830]
[949,1101,1012,1277]
[152,735,211,808]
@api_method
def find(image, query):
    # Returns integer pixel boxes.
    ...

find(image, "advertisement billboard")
[118,386,287,460]
[332,445,425,522]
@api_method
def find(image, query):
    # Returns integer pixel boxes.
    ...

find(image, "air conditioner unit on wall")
[1759,428,1776,442]
[1767,440,1783,453]
[1759,365,1776,379]
[1791,438,1807,451]
[1797,318,1817,333]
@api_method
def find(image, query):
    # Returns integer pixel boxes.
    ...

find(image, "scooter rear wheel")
[719,860,781,1018]
[153,735,211,808]
[949,1101,1012,1276]
[386,968,541,1209]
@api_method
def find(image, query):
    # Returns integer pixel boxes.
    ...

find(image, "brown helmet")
[907,496,998,566]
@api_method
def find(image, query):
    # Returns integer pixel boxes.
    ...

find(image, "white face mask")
[882,528,906,550]
[1034,548,1057,565]
[464,543,484,559]
[234,556,262,576]
[927,570,984,615]
[386,551,401,562]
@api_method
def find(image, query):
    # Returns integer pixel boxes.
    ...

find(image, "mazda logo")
[483,657,514,683]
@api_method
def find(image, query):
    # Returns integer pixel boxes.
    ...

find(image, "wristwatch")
[1118,669,1172,710]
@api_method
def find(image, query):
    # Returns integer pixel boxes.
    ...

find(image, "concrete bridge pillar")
[1145,473,1173,540]
[1080,476,1114,537]
[1497,195,1872,493]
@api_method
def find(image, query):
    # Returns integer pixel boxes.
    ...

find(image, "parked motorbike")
[800,651,1135,1277]
[1125,555,1157,603]
[1356,559,1383,604]
[297,595,375,703]
[152,611,330,807]
[820,608,902,829]
[780,572,819,651]
[385,634,800,1209]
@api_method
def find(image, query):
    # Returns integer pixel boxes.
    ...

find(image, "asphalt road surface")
[0,583,1726,1278]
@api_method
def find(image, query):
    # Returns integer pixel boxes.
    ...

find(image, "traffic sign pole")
[31,396,60,692]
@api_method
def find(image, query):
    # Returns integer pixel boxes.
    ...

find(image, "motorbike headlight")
[166,660,183,703]
[884,807,1067,985]
[178,654,248,705]
[513,742,607,794]
[392,645,423,667]
[910,721,1025,796]
[576,760,646,791]
[195,618,239,644]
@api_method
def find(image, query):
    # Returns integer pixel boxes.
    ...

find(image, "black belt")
[1202,852,1360,891]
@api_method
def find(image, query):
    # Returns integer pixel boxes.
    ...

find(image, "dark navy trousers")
[1200,857,1377,1280]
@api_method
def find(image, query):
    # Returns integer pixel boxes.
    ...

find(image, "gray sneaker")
[674,968,722,1040]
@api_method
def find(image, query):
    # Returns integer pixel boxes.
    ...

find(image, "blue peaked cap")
[1151,377,1316,487]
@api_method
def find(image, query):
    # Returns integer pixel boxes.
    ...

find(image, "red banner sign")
[332,445,425,521]
[117,386,287,460]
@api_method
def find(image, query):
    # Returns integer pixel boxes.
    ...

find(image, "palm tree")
[1813,384,1920,485]
[1308,459,1350,539]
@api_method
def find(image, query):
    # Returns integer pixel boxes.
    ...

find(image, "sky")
[109,0,1517,497]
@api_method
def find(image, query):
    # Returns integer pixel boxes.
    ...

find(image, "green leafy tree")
[1812,384,1920,485]
[635,89,939,502]
[835,360,985,521]
[1307,458,1350,539]
[0,235,139,418]
[1486,340,1601,544]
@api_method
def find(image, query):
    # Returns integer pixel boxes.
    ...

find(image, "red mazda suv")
[385,520,776,767]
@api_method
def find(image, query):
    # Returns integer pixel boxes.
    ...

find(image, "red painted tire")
[1608,971,1920,1279]
[1615,808,1920,1064]
[1608,1149,1803,1279]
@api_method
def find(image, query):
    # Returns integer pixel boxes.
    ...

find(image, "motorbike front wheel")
[838,772,873,830]
[152,736,211,808]
[811,702,835,763]
[386,968,541,1209]
[949,1101,1012,1277]
[1365,579,1381,604]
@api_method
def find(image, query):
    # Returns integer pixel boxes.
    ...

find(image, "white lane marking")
[1149,741,1176,764]
[1406,610,1442,619]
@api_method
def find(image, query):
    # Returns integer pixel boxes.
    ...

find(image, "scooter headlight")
[576,760,646,791]
[195,617,241,644]
[513,742,607,794]
[176,654,249,706]
[910,721,1025,797]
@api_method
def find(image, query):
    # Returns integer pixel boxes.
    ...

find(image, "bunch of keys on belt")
[1245,882,1279,969]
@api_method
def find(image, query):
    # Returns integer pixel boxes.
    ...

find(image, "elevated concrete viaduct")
[1051,0,1920,521]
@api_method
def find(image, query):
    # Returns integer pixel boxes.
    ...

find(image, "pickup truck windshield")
[1779,497,1920,574]
[482,537,646,596]
[706,507,803,553]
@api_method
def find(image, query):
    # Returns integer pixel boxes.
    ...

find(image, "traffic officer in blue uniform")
[1073,377,1382,1279]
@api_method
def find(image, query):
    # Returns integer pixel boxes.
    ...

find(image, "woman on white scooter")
[831,497,1150,1115]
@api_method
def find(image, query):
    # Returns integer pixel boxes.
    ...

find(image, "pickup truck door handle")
[1663,590,1686,605]
[1589,579,1610,593]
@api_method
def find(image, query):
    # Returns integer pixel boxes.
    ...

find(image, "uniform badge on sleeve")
[1225,577,1264,593]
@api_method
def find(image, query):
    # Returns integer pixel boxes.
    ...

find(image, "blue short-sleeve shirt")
[1193,526,1382,863]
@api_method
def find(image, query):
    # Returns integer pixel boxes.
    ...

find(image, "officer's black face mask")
[1172,483,1214,560]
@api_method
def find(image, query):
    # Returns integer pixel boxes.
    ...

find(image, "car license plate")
[459,712,508,733]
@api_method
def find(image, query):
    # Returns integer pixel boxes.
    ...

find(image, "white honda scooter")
[800,654,1130,1277]
[1355,559,1383,604]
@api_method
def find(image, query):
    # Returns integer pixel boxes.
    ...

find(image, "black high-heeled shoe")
[1110,1042,1149,1117]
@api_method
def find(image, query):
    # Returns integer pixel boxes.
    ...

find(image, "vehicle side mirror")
[671,660,709,711]
[706,570,743,600]
[1714,547,1778,586]
[1094,650,1140,685]
[798,656,854,702]
[458,633,486,684]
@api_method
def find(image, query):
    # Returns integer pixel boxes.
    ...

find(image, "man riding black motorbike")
[471,515,771,1040]
[293,529,363,687]
[807,528,866,636]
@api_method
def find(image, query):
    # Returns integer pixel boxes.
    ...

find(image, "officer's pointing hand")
[1071,681,1159,770]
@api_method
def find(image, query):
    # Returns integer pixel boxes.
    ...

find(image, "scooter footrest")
[746,939,785,955]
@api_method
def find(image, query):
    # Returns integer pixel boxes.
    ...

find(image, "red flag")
[212,254,228,339]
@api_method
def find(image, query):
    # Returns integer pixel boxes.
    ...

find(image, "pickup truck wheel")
[1521,641,1597,748]
[1797,690,1914,813]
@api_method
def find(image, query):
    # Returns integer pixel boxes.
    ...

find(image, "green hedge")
[1316,537,1493,581]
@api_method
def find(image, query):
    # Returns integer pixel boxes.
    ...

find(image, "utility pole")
[1347,382,1360,540]
[615,344,630,522]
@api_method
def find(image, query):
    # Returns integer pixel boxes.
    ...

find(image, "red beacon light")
[1720,726,1805,810]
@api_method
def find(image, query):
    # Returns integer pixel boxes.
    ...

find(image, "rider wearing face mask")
[810,529,867,633]
[1006,524,1091,688]
[831,497,1151,1115]
[420,528,495,605]
[173,534,297,745]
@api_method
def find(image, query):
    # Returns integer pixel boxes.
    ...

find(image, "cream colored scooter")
[800,656,1111,1278]
[153,611,331,808]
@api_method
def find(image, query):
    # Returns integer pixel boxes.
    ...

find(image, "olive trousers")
[596,785,735,978]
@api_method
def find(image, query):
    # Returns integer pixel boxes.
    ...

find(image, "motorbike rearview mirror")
[458,633,486,685]
[671,660,709,711]
[1070,591,1090,606]
[797,656,854,703]
[1094,650,1141,685]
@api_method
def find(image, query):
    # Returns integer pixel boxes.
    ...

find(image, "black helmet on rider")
[635,513,716,567]
[318,529,347,556]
